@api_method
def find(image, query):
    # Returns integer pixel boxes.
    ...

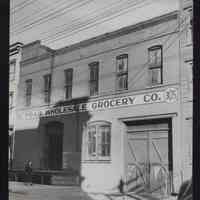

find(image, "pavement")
[9,182,177,200]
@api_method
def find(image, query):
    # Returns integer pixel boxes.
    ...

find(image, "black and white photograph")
[9,0,194,199]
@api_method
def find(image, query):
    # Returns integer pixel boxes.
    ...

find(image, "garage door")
[126,122,171,196]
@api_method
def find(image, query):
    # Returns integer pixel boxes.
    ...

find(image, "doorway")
[45,122,63,170]
[125,119,172,196]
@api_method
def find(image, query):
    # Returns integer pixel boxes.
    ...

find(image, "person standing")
[24,160,33,185]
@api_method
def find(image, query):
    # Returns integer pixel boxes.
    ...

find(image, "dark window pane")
[25,79,32,106]
[89,63,99,96]
[44,74,51,103]
[150,68,162,85]
[116,55,128,73]
[148,46,162,85]
[117,74,128,90]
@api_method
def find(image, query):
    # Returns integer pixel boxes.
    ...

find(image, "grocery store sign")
[22,88,178,119]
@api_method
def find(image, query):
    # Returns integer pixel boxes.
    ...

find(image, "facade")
[9,42,23,168]
[13,10,192,198]
[179,0,193,182]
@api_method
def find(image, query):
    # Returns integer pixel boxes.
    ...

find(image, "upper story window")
[25,79,32,106]
[116,54,128,91]
[64,68,73,100]
[86,121,111,161]
[9,92,14,109]
[185,8,193,45]
[9,60,16,81]
[89,62,99,96]
[148,45,163,85]
[44,74,51,103]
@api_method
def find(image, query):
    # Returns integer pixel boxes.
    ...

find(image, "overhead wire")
[11,0,36,15]
[10,0,68,27]
[128,16,189,88]
[11,0,94,35]
[40,0,135,42]
[43,0,153,45]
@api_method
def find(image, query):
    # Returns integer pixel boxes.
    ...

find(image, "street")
[9,181,177,200]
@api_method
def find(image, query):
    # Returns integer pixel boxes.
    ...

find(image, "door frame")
[45,121,64,170]
[121,117,173,194]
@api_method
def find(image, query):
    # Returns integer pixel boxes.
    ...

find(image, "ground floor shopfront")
[13,85,192,197]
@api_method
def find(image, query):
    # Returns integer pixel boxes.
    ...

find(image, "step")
[51,175,79,186]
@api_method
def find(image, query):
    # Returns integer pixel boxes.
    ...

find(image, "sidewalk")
[9,182,177,200]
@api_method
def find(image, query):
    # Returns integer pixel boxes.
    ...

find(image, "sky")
[10,0,179,50]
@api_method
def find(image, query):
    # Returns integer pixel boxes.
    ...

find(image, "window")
[148,45,163,85]
[86,121,111,160]
[116,54,128,90]
[9,92,14,108]
[9,61,16,81]
[44,74,51,103]
[89,62,99,96]
[64,68,73,99]
[25,79,32,106]
[186,8,193,45]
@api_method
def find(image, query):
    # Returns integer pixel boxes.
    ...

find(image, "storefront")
[14,86,182,196]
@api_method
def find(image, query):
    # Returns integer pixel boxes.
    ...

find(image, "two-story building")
[13,10,192,198]
[9,42,23,169]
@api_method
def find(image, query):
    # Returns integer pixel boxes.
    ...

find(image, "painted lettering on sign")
[90,96,136,111]
[20,88,178,119]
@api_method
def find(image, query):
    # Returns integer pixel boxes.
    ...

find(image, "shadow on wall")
[37,97,92,178]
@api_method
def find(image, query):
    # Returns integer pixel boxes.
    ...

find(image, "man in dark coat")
[24,160,33,185]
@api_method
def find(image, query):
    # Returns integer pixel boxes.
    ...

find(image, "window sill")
[82,159,111,164]
[146,84,163,89]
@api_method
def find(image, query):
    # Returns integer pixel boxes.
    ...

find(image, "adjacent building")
[9,42,23,168]
[12,9,192,198]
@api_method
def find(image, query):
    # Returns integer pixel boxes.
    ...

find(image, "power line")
[40,0,134,42]
[128,18,189,88]
[11,0,36,15]
[43,0,153,45]
[11,0,94,35]
[11,0,78,29]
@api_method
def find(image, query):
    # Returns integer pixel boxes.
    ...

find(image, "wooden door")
[126,122,171,196]
[46,122,63,170]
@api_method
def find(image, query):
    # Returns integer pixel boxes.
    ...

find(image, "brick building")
[12,10,192,198]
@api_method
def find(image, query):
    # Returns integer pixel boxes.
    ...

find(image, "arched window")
[86,121,111,160]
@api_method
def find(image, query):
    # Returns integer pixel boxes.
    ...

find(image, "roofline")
[10,42,23,48]
[9,42,24,55]
[55,10,178,56]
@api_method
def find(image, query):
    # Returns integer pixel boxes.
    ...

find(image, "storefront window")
[87,121,111,160]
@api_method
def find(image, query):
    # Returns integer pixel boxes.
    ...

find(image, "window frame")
[9,60,16,81]
[148,45,163,86]
[64,68,73,100]
[43,74,51,103]
[185,8,193,45]
[25,79,32,106]
[86,121,111,161]
[89,62,99,96]
[9,91,14,109]
[116,54,128,91]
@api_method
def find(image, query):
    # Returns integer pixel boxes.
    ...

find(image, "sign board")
[19,88,178,120]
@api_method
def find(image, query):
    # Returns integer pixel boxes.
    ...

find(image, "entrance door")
[46,122,63,170]
[126,122,171,196]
